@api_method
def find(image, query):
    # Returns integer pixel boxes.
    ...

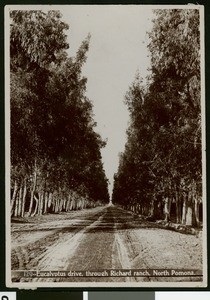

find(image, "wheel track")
[11,208,107,281]
[32,210,108,282]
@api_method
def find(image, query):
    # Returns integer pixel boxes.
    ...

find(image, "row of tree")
[112,9,203,227]
[10,10,109,217]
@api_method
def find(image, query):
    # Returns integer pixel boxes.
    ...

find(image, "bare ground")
[10,205,203,283]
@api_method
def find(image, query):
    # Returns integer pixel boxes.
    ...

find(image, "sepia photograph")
[5,4,206,288]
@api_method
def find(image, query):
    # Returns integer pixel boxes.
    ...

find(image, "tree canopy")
[112,9,202,227]
[10,10,109,218]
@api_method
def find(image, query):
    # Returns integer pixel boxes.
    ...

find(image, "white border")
[200,4,207,288]
[155,292,210,300]
[5,4,207,289]
[83,291,88,300]
[5,4,11,288]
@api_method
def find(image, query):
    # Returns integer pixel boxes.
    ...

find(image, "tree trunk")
[71,198,75,210]
[11,180,18,216]
[81,198,85,210]
[181,193,187,225]
[186,192,193,226]
[28,168,37,216]
[55,198,59,213]
[48,192,53,208]
[31,195,39,217]
[21,179,27,217]
[66,194,71,212]
[175,191,181,223]
[194,198,200,226]
[18,186,23,217]
[164,197,171,222]
[59,197,64,212]
[69,198,72,211]
[150,198,155,217]
[14,189,19,217]
[186,206,193,226]
[44,191,48,214]
[63,197,67,211]
[39,192,44,215]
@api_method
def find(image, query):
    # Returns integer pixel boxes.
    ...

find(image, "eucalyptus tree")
[112,9,202,226]
[10,10,109,217]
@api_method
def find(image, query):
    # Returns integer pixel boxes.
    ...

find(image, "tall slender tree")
[112,9,202,227]
[10,10,109,218]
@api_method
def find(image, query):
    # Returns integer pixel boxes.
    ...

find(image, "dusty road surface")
[11,205,202,283]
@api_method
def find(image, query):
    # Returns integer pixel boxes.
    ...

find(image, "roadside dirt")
[11,205,203,283]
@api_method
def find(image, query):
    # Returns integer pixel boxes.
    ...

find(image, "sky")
[60,6,154,195]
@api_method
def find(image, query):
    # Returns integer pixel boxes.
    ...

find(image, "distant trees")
[112,9,202,227]
[10,10,109,217]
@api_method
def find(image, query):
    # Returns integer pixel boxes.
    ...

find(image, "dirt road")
[11,205,202,283]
